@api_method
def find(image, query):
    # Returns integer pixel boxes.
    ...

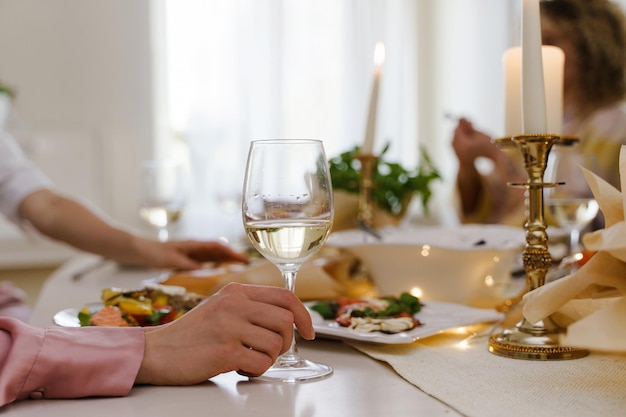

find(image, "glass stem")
[278,270,301,365]
[158,227,169,242]
[570,228,581,256]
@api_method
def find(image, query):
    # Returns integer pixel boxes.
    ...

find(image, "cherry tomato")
[577,250,596,268]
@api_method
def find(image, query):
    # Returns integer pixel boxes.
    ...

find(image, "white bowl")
[326,224,525,305]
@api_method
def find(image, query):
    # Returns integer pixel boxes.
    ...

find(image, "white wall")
[0,0,155,224]
[0,0,155,266]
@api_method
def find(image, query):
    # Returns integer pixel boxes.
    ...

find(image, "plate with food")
[306,293,504,344]
[53,283,206,327]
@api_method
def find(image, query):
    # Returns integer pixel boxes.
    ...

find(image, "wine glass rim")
[250,138,323,145]
[141,159,184,168]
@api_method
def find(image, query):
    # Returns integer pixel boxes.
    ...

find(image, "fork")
[356,219,383,241]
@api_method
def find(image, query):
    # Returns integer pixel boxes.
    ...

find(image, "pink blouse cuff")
[23,326,145,400]
[1,319,144,403]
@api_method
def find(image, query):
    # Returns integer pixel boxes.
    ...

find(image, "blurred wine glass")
[215,144,246,247]
[545,147,599,264]
[138,160,187,242]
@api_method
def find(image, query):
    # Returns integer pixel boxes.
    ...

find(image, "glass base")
[252,359,333,383]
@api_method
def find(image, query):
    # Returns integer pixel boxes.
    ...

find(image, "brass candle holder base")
[488,134,589,361]
[489,329,589,360]
[489,313,588,360]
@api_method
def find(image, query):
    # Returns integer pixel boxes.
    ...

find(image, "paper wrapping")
[523,145,626,352]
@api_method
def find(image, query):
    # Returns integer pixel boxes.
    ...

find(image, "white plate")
[54,303,101,327]
[306,301,504,344]
[56,300,504,341]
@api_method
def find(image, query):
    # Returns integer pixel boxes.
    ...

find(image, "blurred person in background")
[452,0,626,225]
[0,128,248,273]
[0,83,248,322]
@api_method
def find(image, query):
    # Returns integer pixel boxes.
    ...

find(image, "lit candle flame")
[373,42,385,67]
[410,287,423,298]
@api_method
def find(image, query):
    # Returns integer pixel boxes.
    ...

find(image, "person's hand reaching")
[132,237,250,270]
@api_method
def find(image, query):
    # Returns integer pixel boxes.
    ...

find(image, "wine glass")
[215,143,247,247]
[138,160,187,242]
[545,147,599,265]
[242,139,334,382]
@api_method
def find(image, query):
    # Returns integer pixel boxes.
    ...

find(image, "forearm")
[456,162,483,216]
[18,190,143,264]
[456,151,525,223]
[18,189,250,270]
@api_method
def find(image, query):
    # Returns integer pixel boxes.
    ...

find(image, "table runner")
[346,331,625,417]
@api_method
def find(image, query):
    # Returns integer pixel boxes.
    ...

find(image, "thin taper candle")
[362,42,385,155]
[522,0,547,134]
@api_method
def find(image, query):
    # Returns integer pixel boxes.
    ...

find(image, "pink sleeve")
[0,317,144,407]
[0,281,31,323]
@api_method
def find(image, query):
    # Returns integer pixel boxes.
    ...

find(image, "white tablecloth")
[16,254,625,417]
[9,254,457,417]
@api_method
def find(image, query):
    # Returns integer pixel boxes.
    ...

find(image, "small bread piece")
[161,263,247,296]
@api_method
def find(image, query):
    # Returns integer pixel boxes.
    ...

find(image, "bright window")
[158,0,516,238]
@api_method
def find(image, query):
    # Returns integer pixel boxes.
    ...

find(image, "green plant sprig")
[0,82,16,99]
[329,143,441,215]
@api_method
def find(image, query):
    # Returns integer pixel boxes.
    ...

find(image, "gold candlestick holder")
[357,154,378,229]
[488,134,589,360]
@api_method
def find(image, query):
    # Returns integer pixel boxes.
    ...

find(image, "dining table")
[6,253,626,416]
[6,253,460,417]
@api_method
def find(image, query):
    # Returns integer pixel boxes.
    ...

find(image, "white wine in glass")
[545,147,599,261]
[242,139,334,382]
[139,160,187,242]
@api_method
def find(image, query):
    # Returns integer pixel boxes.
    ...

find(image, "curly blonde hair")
[541,0,626,112]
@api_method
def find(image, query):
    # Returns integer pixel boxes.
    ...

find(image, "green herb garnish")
[78,310,92,327]
[352,293,422,318]
[310,292,422,320]
[145,307,172,325]
[310,301,340,320]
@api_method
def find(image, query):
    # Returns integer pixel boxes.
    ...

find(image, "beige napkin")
[346,331,626,417]
[523,145,626,352]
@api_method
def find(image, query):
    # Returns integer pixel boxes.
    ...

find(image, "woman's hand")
[451,117,526,222]
[136,283,315,385]
[452,118,498,170]
[19,189,249,270]
[131,237,250,270]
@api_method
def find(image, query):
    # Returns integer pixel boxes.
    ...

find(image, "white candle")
[542,45,565,135]
[522,0,547,134]
[503,47,522,137]
[362,42,385,155]
[503,45,564,136]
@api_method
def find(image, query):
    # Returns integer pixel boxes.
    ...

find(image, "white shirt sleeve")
[0,130,52,225]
